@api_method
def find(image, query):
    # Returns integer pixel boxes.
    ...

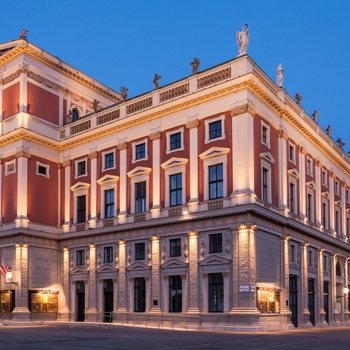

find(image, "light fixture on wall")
[5,268,18,286]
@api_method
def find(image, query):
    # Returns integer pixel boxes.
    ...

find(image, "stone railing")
[127,97,153,114]
[160,83,189,102]
[197,67,231,89]
[97,110,120,125]
[70,120,91,135]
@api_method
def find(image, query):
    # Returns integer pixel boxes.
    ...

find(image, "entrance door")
[103,280,113,322]
[289,275,298,327]
[76,281,85,322]
[323,281,329,324]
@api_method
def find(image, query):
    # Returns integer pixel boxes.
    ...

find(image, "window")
[169,275,182,312]
[257,288,280,313]
[170,173,182,207]
[323,255,328,271]
[289,182,295,214]
[36,162,50,178]
[76,250,85,265]
[136,143,146,160]
[347,190,350,203]
[104,246,113,263]
[261,122,270,147]
[335,210,340,234]
[29,291,58,313]
[209,164,223,200]
[170,238,181,257]
[77,195,86,223]
[335,180,340,195]
[104,152,114,169]
[307,158,312,176]
[208,273,223,312]
[308,250,313,267]
[72,107,79,122]
[209,233,222,253]
[262,167,269,202]
[170,132,181,150]
[135,181,146,213]
[205,115,225,143]
[290,244,296,263]
[77,161,86,176]
[105,189,114,218]
[135,242,145,260]
[307,192,313,222]
[134,278,146,312]
[322,170,327,186]
[209,120,222,140]
[289,143,295,163]
[347,217,350,240]
[322,201,328,229]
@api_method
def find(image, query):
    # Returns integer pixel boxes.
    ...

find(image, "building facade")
[0,38,349,331]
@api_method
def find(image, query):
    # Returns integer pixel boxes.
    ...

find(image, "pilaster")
[117,142,127,224]
[187,230,199,313]
[85,244,97,321]
[150,235,161,312]
[62,159,71,232]
[117,240,127,312]
[88,151,98,228]
[150,131,161,218]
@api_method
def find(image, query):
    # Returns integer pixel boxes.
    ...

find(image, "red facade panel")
[2,83,19,119]
[2,158,17,223]
[27,82,59,125]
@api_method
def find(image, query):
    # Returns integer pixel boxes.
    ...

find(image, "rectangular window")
[335,210,340,234]
[347,190,350,203]
[209,273,223,312]
[105,153,114,169]
[209,233,222,253]
[170,132,181,150]
[308,250,313,267]
[169,275,182,312]
[77,195,86,223]
[323,255,327,271]
[209,120,222,139]
[38,165,47,176]
[170,173,182,207]
[335,180,340,195]
[134,278,146,312]
[290,244,296,263]
[307,158,312,175]
[135,181,146,213]
[307,193,313,222]
[322,170,327,186]
[29,291,58,313]
[209,164,223,200]
[262,125,268,144]
[105,189,114,218]
[77,161,86,176]
[262,167,268,202]
[322,202,328,229]
[289,182,295,214]
[347,217,350,240]
[135,242,145,260]
[104,246,113,263]
[170,238,181,257]
[289,144,295,162]
[76,250,85,266]
[136,143,146,160]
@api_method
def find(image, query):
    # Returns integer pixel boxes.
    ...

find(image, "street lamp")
[5,268,18,286]
[342,287,349,325]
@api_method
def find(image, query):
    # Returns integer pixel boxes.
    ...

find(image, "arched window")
[72,108,79,122]
[336,261,342,277]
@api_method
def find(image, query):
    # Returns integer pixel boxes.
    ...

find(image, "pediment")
[161,157,188,170]
[306,181,317,190]
[96,265,118,273]
[97,174,119,185]
[200,255,230,266]
[127,166,152,178]
[161,258,188,269]
[288,168,300,179]
[70,182,90,192]
[260,152,275,164]
[127,261,150,271]
[70,266,87,274]
[322,191,330,199]
[335,200,342,208]
[199,147,230,160]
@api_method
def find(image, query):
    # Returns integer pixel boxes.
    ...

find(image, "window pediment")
[260,152,275,164]
[288,168,300,179]
[127,261,150,271]
[70,267,87,275]
[96,265,117,274]
[199,147,230,160]
[97,174,119,185]
[70,182,90,192]
[161,259,188,269]
[127,166,152,178]
[199,255,230,266]
[322,191,330,199]
[335,200,342,208]
[161,157,188,170]
[306,181,317,190]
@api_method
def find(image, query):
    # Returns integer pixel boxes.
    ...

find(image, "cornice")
[0,44,121,102]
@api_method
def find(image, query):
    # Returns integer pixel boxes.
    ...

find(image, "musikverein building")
[0,34,349,332]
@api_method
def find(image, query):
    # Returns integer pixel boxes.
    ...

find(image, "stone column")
[299,146,306,219]
[317,248,326,325]
[12,243,30,321]
[300,242,311,326]
[150,131,161,218]
[117,142,127,224]
[19,63,28,114]
[117,240,127,312]
[277,129,288,214]
[331,254,340,325]
[279,235,292,326]
[223,272,230,313]
[15,148,30,228]
[230,224,260,326]
[186,119,199,212]
[62,159,71,233]
[181,274,187,312]
[150,235,161,312]
[187,231,199,313]
[88,151,98,229]
[341,181,347,239]
[230,105,256,205]
[59,247,70,321]
[315,160,322,227]
[329,173,335,233]
[85,244,97,321]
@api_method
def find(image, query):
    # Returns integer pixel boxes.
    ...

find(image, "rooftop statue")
[20,29,28,40]
[326,125,332,136]
[312,110,318,122]
[120,86,128,101]
[276,63,284,87]
[236,24,249,56]
[295,92,302,106]
[153,74,161,89]
[337,138,345,150]
[93,99,100,112]
[191,57,200,75]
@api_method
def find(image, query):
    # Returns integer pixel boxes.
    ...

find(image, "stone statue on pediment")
[66,110,72,124]
[120,86,128,101]
[236,24,249,56]
[191,57,200,75]
[20,29,28,40]
[153,74,161,89]
[276,63,284,87]
[93,99,100,112]
[312,110,318,122]
[295,93,302,106]
[326,125,332,136]
[337,138,345,150]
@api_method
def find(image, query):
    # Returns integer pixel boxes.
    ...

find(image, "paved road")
[0,325,350,350]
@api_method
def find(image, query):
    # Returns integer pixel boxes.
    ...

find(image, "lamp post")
[342,287,349,325]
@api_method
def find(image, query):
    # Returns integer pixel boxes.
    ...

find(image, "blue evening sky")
[2,1,350,149]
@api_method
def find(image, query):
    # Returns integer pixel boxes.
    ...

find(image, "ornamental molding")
[149,131,161,141]
[117,142,127,151]
[230,102,256,117]
[15,148,31,159]
[62,159,72,167]
[185,119,198,129]
[88,151,98,160]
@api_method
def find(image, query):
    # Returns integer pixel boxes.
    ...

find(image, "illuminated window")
[257,288,280,313]
[170,173,182,207]
[209,164,223,200]
[169,275,182,312]
[29,291,58,313]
